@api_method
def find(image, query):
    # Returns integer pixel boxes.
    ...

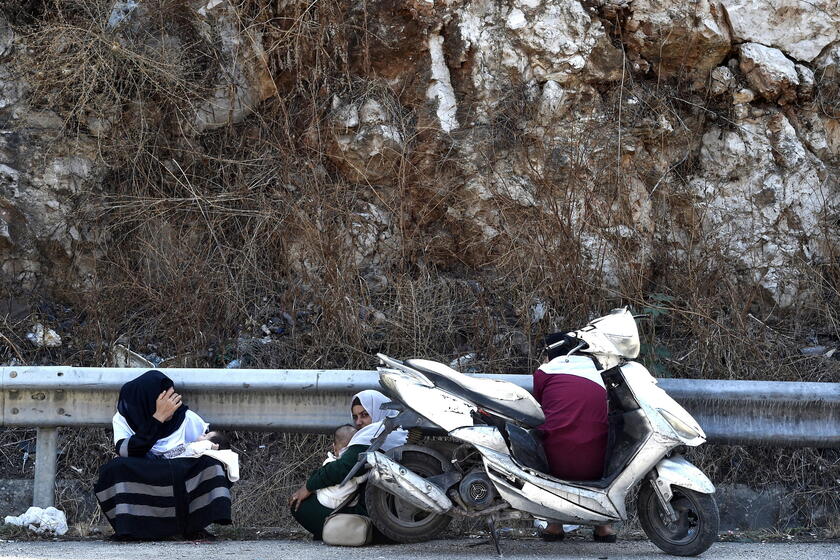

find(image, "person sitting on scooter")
[533,333,616,543]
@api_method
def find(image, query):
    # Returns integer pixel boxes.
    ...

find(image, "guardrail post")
[33,427,58,507]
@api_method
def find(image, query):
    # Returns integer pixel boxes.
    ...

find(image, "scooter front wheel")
[365,450,452,543]
[637,483,719,556]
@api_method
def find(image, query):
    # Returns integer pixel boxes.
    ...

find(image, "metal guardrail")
[2,366,839,507]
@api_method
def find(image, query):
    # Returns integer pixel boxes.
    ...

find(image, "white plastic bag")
[4,506,69,535]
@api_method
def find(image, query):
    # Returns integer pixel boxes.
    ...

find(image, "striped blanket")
[94,455,233,539]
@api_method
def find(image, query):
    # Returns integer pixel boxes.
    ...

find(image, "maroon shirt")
[533,368,608,481]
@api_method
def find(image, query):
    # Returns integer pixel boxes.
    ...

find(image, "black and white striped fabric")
[95,455,232,539]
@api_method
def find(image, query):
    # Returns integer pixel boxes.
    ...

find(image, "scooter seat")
[405,359,546,427]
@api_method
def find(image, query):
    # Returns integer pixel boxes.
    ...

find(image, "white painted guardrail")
[2,366,839,507]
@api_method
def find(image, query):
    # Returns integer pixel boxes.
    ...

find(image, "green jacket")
[305,444,367,491]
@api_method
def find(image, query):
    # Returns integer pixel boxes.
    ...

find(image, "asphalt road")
[1,538,838,560]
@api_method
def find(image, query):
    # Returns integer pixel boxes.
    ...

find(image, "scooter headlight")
[658,408,701,440]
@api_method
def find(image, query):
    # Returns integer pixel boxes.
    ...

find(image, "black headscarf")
[117,370,188,438]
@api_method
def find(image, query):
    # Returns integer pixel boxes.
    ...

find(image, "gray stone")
[0,65,23,109]
[724,0,840,62]
[625,0,731,80]
[732,88,755,104]
[795,64,815,100]
[189,0,276,132]
[739,43,799,104]
[327,97,406,184]
[710,66,735,96]
[815,43,840,84]
[0,15,13,60]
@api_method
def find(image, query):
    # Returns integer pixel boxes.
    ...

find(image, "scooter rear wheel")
[637,483,719,556]
[365,450,453,543]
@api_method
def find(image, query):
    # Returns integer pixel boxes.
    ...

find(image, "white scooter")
[345,308,719,556]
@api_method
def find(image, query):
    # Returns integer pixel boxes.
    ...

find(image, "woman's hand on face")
[288,484,312,511]
[152,387,182,423]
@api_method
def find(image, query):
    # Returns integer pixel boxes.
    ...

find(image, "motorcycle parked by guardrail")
[343,308,719,556]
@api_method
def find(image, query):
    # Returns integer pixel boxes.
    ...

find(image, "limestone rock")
[0,197,25,251]
[825,118,840,159]
[723,0,840,62]
[784,108,836,161]
[0,65,24,109]
[795,64,815,101]
[456,0,620,120]
[327,96,406,184]
[191,0,277,132]
[815,43,840,85]
[0,15,13,60]
[732,88,755,104]
[106,0,140,29]
[814,43,840,117]
[1,0,838,312]
[427,32,459,133]
[625,0,731,81]
[710,66,736,96]
[37,157,94,194]
[538,80,571,119]
[739,43,799,104]
[349,202,399,272]
[0,141,99,287]
[502,1,620,83]
[26,323,62,348]
[688,114,833,306]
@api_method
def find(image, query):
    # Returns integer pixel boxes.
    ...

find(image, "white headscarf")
[348,390,408,450]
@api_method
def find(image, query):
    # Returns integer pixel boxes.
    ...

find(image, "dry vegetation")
[0,0,838,534]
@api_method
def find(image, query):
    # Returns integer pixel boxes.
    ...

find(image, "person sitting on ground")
[289,390,408,541]
[94,370,234,541]
[315,425,363,509]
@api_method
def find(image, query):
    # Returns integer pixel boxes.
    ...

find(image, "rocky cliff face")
[0,0,838,364]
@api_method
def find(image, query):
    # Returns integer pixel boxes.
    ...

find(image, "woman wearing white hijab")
[289,390,407,540]
[347,389,409,449]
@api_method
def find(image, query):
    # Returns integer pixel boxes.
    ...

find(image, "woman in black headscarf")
[94,370,233,541]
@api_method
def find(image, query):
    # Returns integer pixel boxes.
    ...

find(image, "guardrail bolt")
[9,371,17,378]
[11,408,18,414]
[57,408,65,415]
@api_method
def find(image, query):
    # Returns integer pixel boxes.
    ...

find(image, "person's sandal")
[593,532,617,543]
[185,528,217,541]
[540,530,565,542]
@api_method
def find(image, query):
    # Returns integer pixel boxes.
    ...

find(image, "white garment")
[170,447,240,482]
[112,409,209,455]
[200,450,240,482]
[162,439,214,459]
[347,390,408,451]
[316,450,365,509]
[539,355,606,389]
[158,439,240,482]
